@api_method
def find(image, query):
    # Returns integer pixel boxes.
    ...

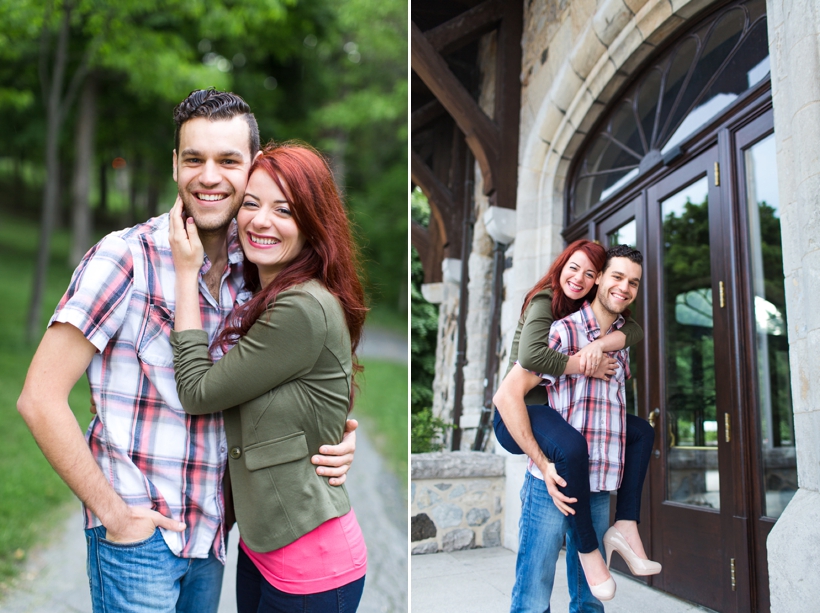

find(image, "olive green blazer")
[171,279,352,552]
[506,288,644,405]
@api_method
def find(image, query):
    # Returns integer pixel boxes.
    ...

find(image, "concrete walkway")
[411,547,716,613]
[0,326,409,613]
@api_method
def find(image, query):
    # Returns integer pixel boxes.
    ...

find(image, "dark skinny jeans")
[493,406,654,554]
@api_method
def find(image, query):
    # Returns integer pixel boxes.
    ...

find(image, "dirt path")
[1,326,409,612]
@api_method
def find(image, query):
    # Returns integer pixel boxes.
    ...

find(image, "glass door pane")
[606,219,639,416]
[745,133,796,518]
[660,177,720,509]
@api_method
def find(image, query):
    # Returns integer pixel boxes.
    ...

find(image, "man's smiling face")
[172,115,253,233]
[594,256,642,316]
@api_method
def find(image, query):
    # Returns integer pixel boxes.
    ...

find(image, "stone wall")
[424,280,460,434]
[410,452,505,554]
[764,0,820,610]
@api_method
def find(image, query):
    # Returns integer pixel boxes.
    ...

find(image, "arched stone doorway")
[511,0,790,610]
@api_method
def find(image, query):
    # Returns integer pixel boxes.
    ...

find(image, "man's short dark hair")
[173,89,260,157]
[603,244,643,272]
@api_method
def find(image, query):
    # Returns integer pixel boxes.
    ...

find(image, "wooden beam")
[412,99,447,133]
[425,0,505,55]
[411,20,500,194]
[411,149,456,220]
[492,1,523,209]
[411,220,430,259]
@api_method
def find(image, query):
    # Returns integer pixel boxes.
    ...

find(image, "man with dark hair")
[17,89,357,613]
[494,245,644,612]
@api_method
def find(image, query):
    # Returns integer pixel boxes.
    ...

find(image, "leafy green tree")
[0,0,408,341]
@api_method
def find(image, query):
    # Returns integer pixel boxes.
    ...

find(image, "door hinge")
[730,557,736,591]
[715,162,720,186]
[719,280,725,308]
[725,412,731,443]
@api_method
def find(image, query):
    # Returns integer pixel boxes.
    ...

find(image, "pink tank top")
[239,509,367,595]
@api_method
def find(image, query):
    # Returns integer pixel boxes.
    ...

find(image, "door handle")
[649,408,660,428]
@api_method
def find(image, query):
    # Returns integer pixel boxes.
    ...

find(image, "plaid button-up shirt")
[525,301,630,492]
[51,213,249,561]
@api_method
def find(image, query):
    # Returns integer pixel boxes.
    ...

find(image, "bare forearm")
[174,272,203,331]
[597,330,627,351]
[18,396,128,528]
[493,380,550,473]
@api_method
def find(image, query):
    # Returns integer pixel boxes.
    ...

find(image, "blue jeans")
[85,526,224,613]
[494,407,654,553]
[510,472,611,613]
[236,545,365,612]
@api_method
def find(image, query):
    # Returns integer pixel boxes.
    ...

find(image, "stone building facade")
[412,0,820,611]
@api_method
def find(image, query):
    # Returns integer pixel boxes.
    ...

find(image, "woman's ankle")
[578,550,611,585]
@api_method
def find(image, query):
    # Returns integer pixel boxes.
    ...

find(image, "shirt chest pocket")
[137,304,175,368]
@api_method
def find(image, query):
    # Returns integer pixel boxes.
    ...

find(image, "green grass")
[0,216,93,584]
[366,303,408,336]
[0,215,409,590]
[353,359,408,486]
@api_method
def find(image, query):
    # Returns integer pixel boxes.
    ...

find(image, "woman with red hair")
[169,141,367,612]
[494,240,659,601]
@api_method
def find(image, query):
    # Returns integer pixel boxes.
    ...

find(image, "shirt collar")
[578,300,626,341]
[198,220,243,275]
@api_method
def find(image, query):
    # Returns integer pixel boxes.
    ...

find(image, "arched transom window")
[570,0,769,220]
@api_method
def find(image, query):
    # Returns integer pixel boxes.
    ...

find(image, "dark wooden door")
[731,108,795,612]
[581,96,789,613]
[644,144,743,612]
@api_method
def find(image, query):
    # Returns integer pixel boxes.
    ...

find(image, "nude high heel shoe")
[603,527,662,576]
[578,553,617,601]
[588,576,616,601]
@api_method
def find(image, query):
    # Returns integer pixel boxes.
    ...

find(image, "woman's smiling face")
[558,250,598,301]
[236,169,306,288]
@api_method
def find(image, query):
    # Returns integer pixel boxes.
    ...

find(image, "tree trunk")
[26,5,73,343]
[99,160,108,212]
[70,74,97,266]
[146,161,160,218]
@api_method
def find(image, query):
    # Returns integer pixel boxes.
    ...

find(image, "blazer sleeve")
[171,289,327,415]
[620,315,644,348]
[516,293,570,378]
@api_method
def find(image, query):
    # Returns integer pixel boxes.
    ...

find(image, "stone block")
[468,479,493,491]
[593,0,634,47]
[431,503,463,528]
[411,451,506,479]
[793,409,820,491]
[449,484,466,499]
[590,59,624,105]
[537,100,567,147]
[552,123,576,159]
[636,0,677,45]
[462,491,490,507]
[411,513,437,542]
[768,489,820,611]
[570,25,608,81]
[467,508,491,526]
[483,520,502,548]
[576,93,606,135]
[442,528,476,552]
[624,0,652,14]
[434,483,451,491]
[551,63,585,113]
[612,34,652,78]
[802,250,820,328]
[671,0,717,20]
[412,541,440,555]
[420,282,444,305]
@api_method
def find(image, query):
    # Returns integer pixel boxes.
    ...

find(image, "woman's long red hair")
[520,239,606,321]
[215,141,368,399]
